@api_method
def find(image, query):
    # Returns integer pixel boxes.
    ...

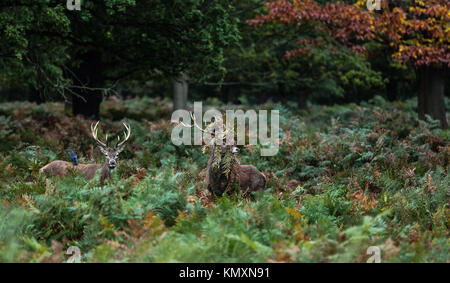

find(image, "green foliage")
[0,203,33,262]
[0,0,239,97]
[0,97,448,262]
[190,0,386,105]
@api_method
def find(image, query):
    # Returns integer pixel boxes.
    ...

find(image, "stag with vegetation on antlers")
[39,121,131,185]
[180,113,266,197]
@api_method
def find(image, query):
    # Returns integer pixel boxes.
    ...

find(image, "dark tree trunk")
[257,90,269,104]
[72,51,104,120]
[173,74,188,111]
[29,88,43,104]
[416,65,448,128]
[386,79,397,101]
[228,86,241,104]
[228,86,242,104]
[297,91,309,110]
[278,83,287,104]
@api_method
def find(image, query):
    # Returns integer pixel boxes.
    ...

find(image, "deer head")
[90,121,131,169]
[230,145,240,154]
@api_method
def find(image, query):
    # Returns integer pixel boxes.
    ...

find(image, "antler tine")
[178,112,229,138]
[191,112,217,134]
[178,112,203,131]
[178,112,194,128]
[116,121,131,148]
[221,128,229,140]
[91,121,107,147]
[203,114,228,139]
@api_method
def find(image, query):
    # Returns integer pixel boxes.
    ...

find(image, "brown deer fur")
[39,160,112,185]
[39,160,111,186]
[206,143,266,197]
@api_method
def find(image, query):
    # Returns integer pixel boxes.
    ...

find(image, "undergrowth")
[0,96,448,262]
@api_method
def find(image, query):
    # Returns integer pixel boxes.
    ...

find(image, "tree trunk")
[173,74,188,111]
[29,88,43,104]
[278,83,287,104]
[297,91,309,110]
[72,51,104,120]
[416,65,448,128]
[386,79,397,101]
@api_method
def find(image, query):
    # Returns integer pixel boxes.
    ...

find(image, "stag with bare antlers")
[180,113,266,197]
[39,121,131,186]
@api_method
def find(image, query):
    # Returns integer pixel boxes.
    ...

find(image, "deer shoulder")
[209,146,266,196]
[237,164,266,193]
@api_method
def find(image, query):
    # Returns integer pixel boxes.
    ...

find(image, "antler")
[116,122,131,148]
[91,121,107,148]
[179,112,227,139]
[179,112,213,134]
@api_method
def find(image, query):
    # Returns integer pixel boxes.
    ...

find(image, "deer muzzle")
[108,159,117,169]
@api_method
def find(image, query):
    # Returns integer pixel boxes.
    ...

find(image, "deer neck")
[100,162,112,185]
[208,142,216,167]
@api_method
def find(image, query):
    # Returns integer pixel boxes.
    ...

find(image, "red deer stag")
[39,121,131,185]
[180,113,266,197]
